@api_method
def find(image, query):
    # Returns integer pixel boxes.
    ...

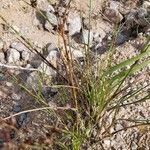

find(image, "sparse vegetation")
[0,0,150,149]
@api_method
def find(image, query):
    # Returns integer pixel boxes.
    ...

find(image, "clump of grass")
[0,0,150,149]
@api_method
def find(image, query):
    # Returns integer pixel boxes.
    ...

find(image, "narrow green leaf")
[105,50,150,76]
[110,59,150,84]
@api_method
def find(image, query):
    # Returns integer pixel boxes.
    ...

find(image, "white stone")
[47,4,55,13]
[65,46,84,59]
[7,48,20,63]
[44,20,53,31]
[38,49,58,76]
[67,11,82,36]
[81,29,93,45]
[6,81,13,87]
[46,10,58,26]
[27,48,57,89]
[11,42,30,61]
[71,49,84,59]
[0,52,5,63]
[38,62,56,76]
[46,49,58,60]
[11,93,21,100]
[21,50,30,61]
[103,139,111,147]
[25,63,32,69]
[0,38,4,50]
[11,42,28,52]
[143,1,150,9]
[26,72,39,90]
[46,43,57,52]
[32,17,43,29]
[93,32,102,43]
[109,1,120,10]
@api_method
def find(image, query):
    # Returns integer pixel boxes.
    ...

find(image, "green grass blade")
[105,50,150,76]
[110,59,150,84]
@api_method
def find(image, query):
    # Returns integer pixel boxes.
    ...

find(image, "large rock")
[7,48,20,63]
[67,11,82,36]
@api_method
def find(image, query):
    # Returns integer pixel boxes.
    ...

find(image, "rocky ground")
[0,0,150,149]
